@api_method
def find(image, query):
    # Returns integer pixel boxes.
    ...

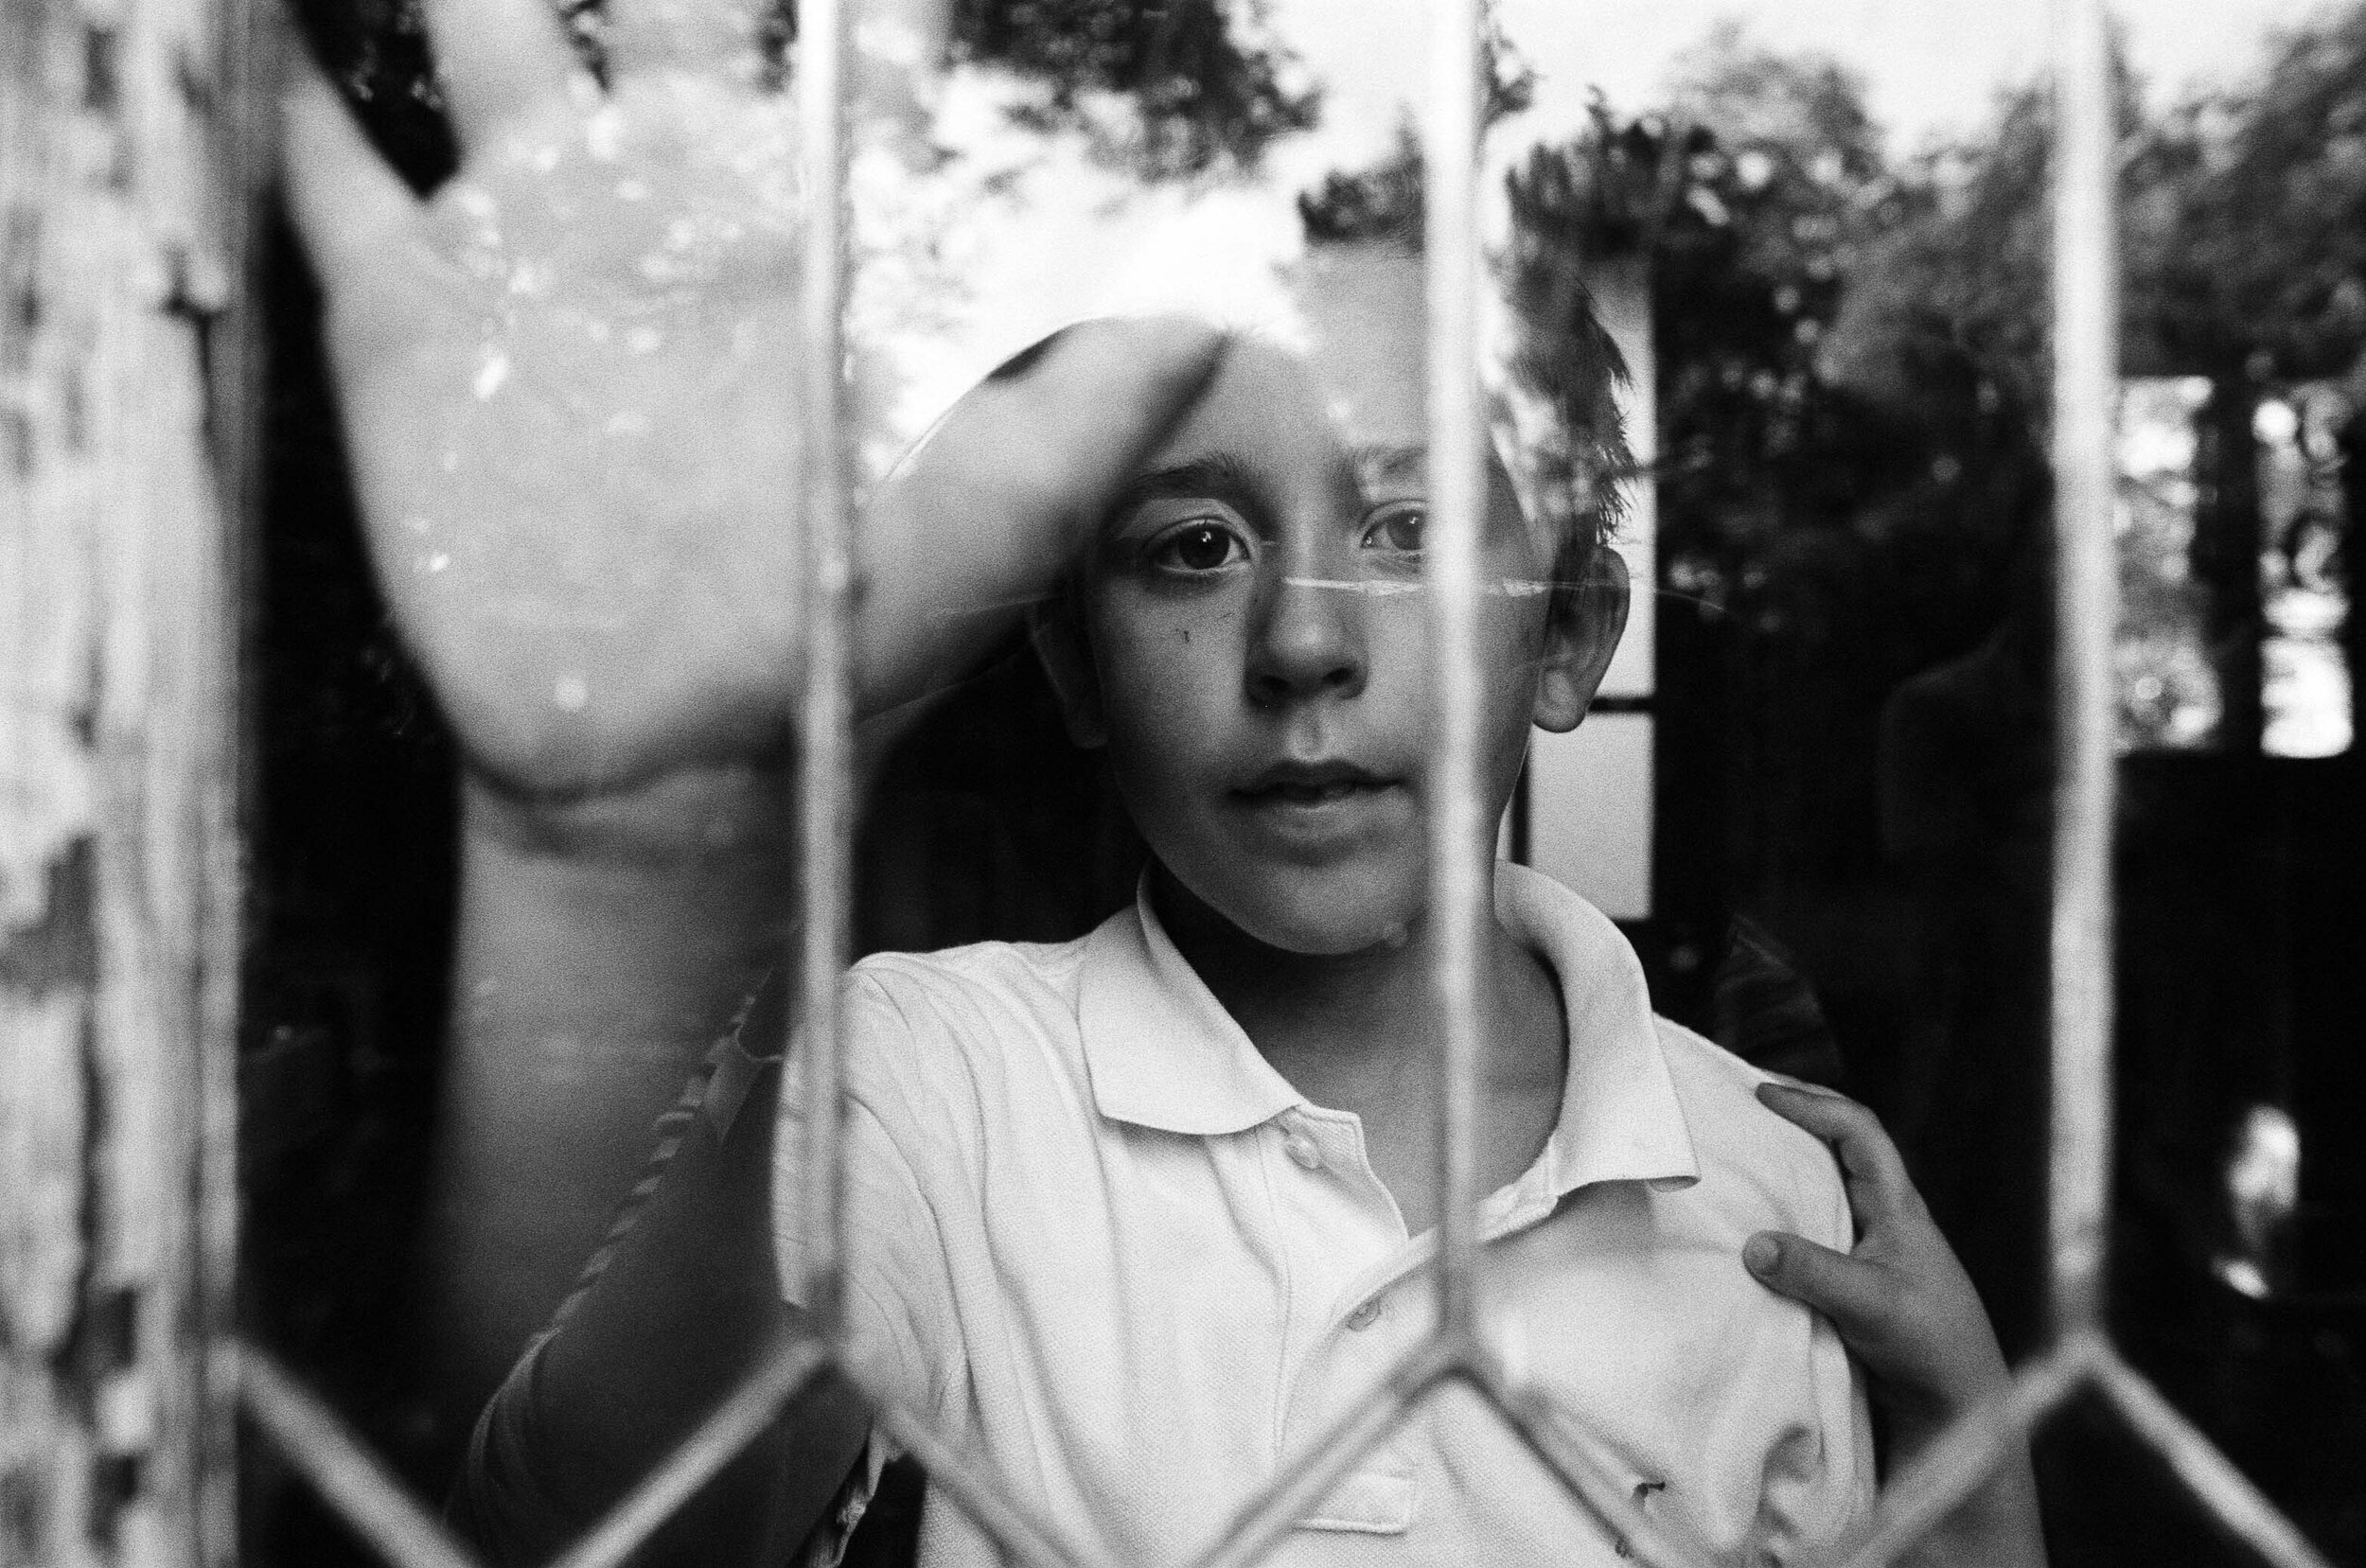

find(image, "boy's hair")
[1296,167,1633,634]
[1493,232,1632,632]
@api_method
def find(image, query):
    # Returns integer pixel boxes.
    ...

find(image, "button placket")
[1278,1111,1325,1172]
[1269,1104,1420,1489]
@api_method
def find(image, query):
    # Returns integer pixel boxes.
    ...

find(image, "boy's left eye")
[1360,501,1426,554]
[1148,519,1251,573]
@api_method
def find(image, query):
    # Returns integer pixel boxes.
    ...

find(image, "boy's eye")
[1149,519,1250,573]
[1361,502,1426,555]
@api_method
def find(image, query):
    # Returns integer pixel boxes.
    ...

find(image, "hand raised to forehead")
[284,0,1222,800]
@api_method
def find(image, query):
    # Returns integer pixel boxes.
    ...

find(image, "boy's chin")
[1172,859,1431,960]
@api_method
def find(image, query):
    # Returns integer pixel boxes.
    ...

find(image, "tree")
[1827,4,2366,409]
[2131,4,2366,380]
[1291,7,1537,245]
[948,0,1319,179]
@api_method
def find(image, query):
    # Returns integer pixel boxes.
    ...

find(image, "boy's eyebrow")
[1102,451,1256,526]
[1099,445,1431,537]
[1351,443,1428,487]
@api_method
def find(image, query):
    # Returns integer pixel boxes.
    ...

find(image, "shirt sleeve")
[772,970,971,1526]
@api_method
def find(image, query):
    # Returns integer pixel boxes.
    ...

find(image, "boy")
[282,0,2043,1564]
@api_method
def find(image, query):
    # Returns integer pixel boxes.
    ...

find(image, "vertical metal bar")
[1421,0,1488,1335]
[2047,0,2120,1338]
[205,8,276,1563]
[797,0,856,1337]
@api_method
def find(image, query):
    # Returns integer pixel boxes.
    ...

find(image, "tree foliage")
[1832,3,2366,402]
[1527,6,2366,634]
[949,0,1320,179]
[2130,5,2366,379]
[1494,21,2055,700]
[1292,9,1538,245]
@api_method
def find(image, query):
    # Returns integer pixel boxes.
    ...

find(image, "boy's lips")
[1229,760,1405,824]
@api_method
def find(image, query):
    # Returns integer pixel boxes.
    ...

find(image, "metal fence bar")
[546,1331,834,1568]
[2091,1354,2340,1568]
[1190,1338,1457,1568]
[1462,1351,1717,1568]
[2032,12,2342,1568]
[234,1343,486,1568]
[1419,0,1490,1336]
[1824,1335,2100,1568]
[796,0,858,1337]
[2045,0,2121,1340]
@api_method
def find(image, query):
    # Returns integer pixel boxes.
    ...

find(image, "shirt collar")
[1496,861,1700,1197]
[1076,863,1699,1195]
[1076,880,1306,1136]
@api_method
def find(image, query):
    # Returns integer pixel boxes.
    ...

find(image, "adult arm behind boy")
[282,0,1219,1557]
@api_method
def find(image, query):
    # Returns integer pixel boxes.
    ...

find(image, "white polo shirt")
[775,863,1872,1567]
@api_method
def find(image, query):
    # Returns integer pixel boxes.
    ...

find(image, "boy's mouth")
[1233,760,1399,807]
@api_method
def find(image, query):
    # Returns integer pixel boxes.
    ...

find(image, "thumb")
[1743,1230,1892,1343]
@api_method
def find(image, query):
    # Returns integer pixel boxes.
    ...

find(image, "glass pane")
[231,4,2359,1568]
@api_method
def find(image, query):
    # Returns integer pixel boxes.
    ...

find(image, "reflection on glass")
[2254,385,2354,759]
[226,5,2366,1567]
[2213,1102,2301,1301]
[2115,376,2221,751]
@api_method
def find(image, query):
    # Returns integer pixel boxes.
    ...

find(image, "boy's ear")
[1532,547,1631,733]
[1028,602,1109,749]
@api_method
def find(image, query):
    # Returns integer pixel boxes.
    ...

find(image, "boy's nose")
[1245,569,1368,706]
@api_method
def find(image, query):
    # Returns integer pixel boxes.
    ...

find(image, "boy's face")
[1038,336,1627,956]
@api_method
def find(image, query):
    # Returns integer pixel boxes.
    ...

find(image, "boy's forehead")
[1284,244,1428,448]
[1240,324,1423,449]
[1118,250,1521,517]
[1144,332,1425,480]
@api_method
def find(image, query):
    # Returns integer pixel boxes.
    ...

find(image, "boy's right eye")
[1148,518,1252,573]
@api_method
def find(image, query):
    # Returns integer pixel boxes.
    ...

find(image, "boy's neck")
[1147,863,1566,1118]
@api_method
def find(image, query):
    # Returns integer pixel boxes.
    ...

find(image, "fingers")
[951,314,1229,497]
[1742,1229,1893,1343]
[1756,1080,1916,1233]
[606,0,772,82]
[282,62,421,289]
[419,0,585,150]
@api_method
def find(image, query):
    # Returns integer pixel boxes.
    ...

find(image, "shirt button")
[1346,1299,1384,1331]
[1283,1131,1323,1171]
